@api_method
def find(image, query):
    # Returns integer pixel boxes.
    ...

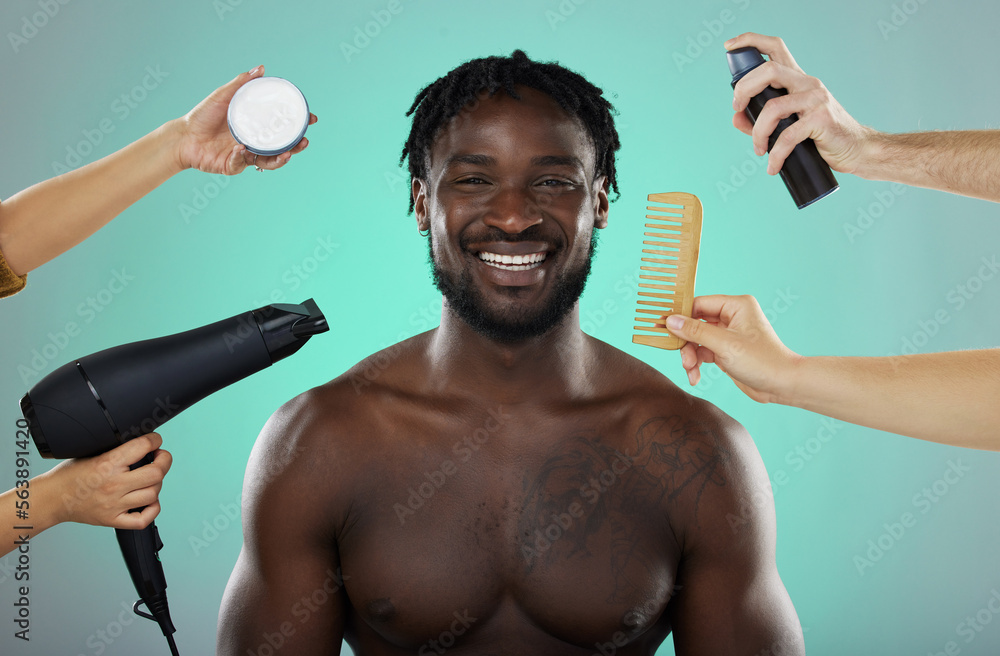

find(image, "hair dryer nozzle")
[254,297,329,363]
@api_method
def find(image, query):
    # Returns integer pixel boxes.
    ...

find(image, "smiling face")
[413,86,610,342]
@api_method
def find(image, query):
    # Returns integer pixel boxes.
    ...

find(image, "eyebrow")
[530,155,584,169]
[445,154,496,168]
[443,154,584,169]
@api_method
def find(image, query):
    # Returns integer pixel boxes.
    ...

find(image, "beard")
[429,228,599,343]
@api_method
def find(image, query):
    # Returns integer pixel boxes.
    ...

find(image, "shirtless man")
[218,51,804,655]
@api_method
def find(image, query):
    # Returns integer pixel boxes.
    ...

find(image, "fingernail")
[733,97,739,111]
[724,38,735,48]
[754,144,764,156]
[249,65,262,76]
[666,315,684,331]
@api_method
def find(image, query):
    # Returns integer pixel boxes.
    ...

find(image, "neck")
[427,302,596,405]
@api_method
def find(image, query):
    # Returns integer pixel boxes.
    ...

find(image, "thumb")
[215,65,264,103]
[665,314,734,354]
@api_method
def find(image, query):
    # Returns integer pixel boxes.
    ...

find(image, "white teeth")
[477,251,547,270]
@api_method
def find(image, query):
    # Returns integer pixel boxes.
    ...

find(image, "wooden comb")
[632,192,703,350]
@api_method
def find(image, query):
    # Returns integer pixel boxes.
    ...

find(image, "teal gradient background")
[2,0,999,654]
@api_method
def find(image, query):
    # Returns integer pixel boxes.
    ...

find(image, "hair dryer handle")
[115,453,176,638]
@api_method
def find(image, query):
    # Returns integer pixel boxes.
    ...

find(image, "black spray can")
[727,47,838,209]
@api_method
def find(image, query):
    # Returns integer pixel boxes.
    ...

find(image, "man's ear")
[412,178,429,232]
[594,176,610,229]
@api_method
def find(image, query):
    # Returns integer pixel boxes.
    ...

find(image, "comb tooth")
[632,192,702,352]
[634,326,675,335]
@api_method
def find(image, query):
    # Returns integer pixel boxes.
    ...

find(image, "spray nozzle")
[727,46,766,81]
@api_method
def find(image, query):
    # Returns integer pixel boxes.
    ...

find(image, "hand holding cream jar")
[227,76,310,156]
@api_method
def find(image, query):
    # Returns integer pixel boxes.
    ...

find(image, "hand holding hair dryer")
[19,299,328,655]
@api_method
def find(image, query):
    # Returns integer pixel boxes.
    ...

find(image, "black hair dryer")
[19,299,328,655]
[727,46,839,209]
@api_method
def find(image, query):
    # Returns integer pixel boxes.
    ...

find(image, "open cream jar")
[227,77,310,156]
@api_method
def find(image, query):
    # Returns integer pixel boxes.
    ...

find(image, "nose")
[482,185,543,234]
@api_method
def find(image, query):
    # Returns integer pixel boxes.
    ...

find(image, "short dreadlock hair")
[400,49,621,214]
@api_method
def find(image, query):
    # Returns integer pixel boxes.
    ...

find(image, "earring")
[418,226,430,237]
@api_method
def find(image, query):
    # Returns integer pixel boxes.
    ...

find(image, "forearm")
[782,350,1000,450]
[0,474,65,558]
[0,120,185,275]
[857,130,1000,202]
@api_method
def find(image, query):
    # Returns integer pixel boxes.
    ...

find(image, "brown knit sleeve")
[0,248,27,298]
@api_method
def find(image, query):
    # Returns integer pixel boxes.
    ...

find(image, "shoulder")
[591,339,769,540]
[249,335,429,480]
[592,337,750,441]
[244,339,425,517]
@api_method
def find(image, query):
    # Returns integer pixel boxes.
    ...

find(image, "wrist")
[772,351,808,407]
[852,128,893,181]
[157,117,189,175]
[29,468,67,531]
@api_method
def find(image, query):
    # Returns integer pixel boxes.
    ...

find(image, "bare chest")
[335,411,712,652]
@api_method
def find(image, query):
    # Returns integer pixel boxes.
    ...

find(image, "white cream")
[227,77,309,156]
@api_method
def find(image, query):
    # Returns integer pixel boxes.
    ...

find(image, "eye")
[538,178,574,188]
[456,177,489,185]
